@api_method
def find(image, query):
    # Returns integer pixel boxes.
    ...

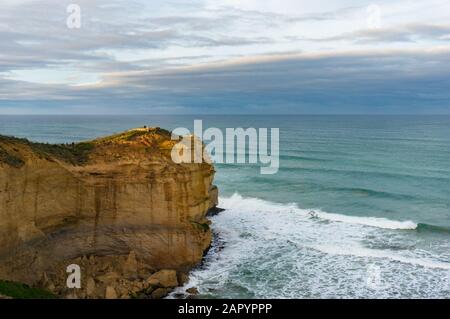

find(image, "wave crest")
[220,193,418,230]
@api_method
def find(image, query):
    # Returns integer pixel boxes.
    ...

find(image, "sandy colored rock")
[0,128,217,298]
[147,269,178,288]
[123,251,138,278]
[86,277,96,296]
[65,291,79,299]
[145,277,160,287]
[105,286,118,299]
[186,287,199,295]
[177,272,189,286]
[97,272,120,283]
[131,280,144,291]
[151,287,171,299]
[209,185,219,209]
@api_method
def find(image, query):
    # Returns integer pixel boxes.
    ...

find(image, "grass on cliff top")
[94,127,172,144]
[0,280,57,299]
[0,127,173,167]
[30,141,94,165]
[0,135,94,166]
[0,145,25,168]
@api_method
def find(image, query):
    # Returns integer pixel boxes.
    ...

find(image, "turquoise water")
[1,115,449,298]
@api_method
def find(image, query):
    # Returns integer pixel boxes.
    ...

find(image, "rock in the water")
[186,287,199,295]
[207,206,225,216]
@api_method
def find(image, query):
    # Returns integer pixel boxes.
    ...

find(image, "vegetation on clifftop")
[0,145,25,168]
[94,127,172,144]
[0,127,175,167]
[30,141,95,165]
[0,135,94,166]
[0,280,56,299]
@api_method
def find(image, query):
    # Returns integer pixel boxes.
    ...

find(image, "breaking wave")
[221,193,418,230]
[173,193,450,299]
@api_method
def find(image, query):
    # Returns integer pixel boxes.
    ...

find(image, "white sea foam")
[311,244,450,270]
[170,193,450,298]
[221,193,418,230]
[313,211,417,230]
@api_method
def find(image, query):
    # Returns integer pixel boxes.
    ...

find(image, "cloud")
[314,24,450,44]
[0,0,450,114]
[2,48,450,114]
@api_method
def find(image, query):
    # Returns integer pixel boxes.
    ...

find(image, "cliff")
[0,128,217,298]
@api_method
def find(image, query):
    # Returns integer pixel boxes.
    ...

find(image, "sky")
[1,0,450,114]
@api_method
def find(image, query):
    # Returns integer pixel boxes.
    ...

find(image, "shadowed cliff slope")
[0,128,217,298]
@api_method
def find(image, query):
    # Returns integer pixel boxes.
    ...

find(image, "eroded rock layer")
[0,128,217,298]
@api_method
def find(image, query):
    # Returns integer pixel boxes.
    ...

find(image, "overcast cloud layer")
[1,0,450,114]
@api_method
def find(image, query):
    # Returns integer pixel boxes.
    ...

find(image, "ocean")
[1,115,449,298]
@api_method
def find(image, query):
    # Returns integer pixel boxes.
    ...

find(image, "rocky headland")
[0,128,218,299]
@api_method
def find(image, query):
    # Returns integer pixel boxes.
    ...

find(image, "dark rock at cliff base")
[151,287,172,299]
[207,207,226,216]
[186,287,199,295]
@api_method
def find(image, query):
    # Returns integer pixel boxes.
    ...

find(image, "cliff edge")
[0,128,218,298]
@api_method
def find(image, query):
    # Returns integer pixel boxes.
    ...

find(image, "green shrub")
[0,135,94,166]
[0,280,57,299]
[190,220,210,232]
[0,145,25,168]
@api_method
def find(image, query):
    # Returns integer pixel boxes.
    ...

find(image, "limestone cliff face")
[0,128,217,298]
